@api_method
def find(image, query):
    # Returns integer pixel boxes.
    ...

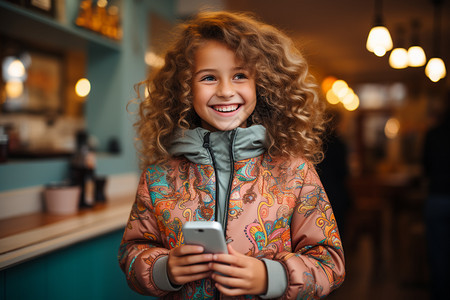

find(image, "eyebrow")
[194,67,247,77]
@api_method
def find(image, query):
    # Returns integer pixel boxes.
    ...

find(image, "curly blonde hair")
[132,11,325,169]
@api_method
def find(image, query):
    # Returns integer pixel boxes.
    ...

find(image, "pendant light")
[425,0,446,82]
[389,26,409,69]
[407,20,427,67]
[366,0,393,57]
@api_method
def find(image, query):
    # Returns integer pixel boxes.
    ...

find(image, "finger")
[212,253,245,267]
[215,282,247,297]
[173,271,213,286]
[211,271,247,288]
[169,257,213,276]
[209,262,246,280]
[227,244,239,255]
[181,253,214,266]
[177,262,212,275]
[169,262,213,283]
[172,245,205,257]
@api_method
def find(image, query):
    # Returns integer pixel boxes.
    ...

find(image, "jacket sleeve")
[275,161,345,299]
[117,170,172,297]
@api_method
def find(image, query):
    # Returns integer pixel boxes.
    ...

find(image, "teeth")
[213,105,239,112]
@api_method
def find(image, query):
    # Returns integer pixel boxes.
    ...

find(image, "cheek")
[245,85,257,107]
[192,86,205,107]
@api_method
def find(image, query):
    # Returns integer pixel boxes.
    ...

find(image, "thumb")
[227,243,240,256]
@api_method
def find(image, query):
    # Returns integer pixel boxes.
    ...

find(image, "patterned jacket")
[118,127,345,299]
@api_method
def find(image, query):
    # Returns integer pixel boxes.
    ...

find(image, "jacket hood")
[168,125,267,165]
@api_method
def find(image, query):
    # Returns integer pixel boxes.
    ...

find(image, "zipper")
[203,130,237,300]
[202,132,221,300]
[202,130,237,233]
[202,132,220,223]
[223,129,236,235]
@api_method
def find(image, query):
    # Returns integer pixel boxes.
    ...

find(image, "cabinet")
[0,0,176,192]
[0,1,121,51]
[0,229,152,300]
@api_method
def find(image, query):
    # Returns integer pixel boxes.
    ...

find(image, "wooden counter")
[0,196,134,270]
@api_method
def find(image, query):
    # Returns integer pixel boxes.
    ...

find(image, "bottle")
[0,126,9,163]
[70,130,96,208]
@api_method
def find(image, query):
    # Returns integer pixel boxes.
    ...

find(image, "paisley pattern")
[118,154,345,299]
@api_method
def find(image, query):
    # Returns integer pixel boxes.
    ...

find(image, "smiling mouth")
[212,104,241,112]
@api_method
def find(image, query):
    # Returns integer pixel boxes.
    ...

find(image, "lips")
[211,104,241,112]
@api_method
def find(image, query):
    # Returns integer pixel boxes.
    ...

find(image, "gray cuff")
[153,255,183,292]
[260,258,287,299]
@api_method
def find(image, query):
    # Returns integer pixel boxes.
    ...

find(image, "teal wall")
[0,229,155,300]
[0,0,176,191]
[0,1,176,297]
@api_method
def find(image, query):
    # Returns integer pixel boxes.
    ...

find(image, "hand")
[209,244,268,296]
[167,245,214,286]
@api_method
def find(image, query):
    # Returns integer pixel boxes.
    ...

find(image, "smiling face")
[191,40,257,132]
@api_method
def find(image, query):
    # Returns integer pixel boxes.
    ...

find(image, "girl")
[119,11,345,299]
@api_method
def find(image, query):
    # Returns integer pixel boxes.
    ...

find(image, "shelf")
[0,1,121,52]
[0,195,133,270]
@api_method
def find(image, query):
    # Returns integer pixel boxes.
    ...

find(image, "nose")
[216,80,235,99]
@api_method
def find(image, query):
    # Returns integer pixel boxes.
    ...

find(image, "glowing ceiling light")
[425,57,446,82]
[389,48,409,69]
[366,26,393,57]
[408,46,426,67]
[425,0,446,83]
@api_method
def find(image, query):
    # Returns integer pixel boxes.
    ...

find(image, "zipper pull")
[203,132,211,149]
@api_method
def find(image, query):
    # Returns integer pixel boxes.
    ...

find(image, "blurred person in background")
[422,90,450,300]
[317,109,352,241]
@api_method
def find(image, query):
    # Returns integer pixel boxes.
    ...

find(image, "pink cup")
[44,185,80,215]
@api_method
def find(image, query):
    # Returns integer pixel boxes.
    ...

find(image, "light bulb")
[389,48,409,69]
[366,26,393,56]
[374,46,387,57]
[408,46,426,67]
[425,57,446,82]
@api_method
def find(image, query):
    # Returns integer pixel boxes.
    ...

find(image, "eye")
[233,73,248,80]
[200,75,216,82]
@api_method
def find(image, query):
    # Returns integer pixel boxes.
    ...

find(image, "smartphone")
[182,221,228,254]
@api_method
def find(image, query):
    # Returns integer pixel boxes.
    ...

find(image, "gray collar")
[169,125,267,165]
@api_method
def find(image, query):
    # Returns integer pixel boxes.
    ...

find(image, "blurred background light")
[384,117,400,139]
[75,78,91,97]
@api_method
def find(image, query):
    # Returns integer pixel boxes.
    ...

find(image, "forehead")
[193,40,242,70]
